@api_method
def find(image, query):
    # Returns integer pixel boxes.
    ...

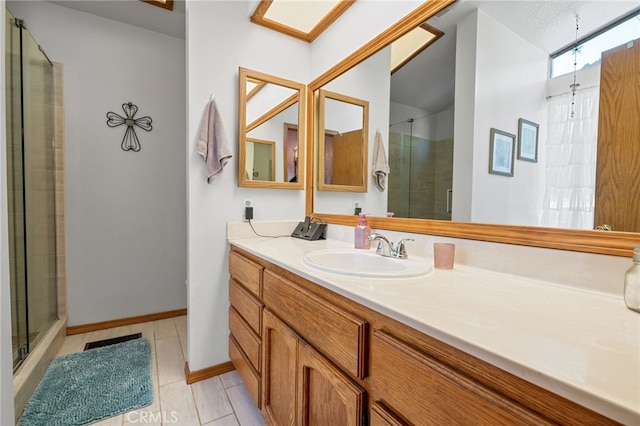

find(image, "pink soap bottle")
[354,213,371,249]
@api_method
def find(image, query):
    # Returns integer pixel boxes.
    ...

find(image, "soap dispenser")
[624,244,640,313]
[354,213,371,249]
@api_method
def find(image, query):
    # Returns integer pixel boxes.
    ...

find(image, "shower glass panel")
[388,127,453,220]
[6,9,57,371]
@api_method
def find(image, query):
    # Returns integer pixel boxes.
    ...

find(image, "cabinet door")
[298,339,365,426]
[262,309,298,426]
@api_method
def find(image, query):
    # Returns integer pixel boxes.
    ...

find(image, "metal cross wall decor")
[106,102,153,152]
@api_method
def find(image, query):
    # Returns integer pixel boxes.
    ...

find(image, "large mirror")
[238,67,305,189]
[318,89,369,192]
[308,1,640,256]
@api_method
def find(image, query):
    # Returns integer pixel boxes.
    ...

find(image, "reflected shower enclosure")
[388,118,454,220]
[6,10,58,370]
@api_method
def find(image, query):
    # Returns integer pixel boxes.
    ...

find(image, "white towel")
[372,130,389,190]
[196,99,232,183]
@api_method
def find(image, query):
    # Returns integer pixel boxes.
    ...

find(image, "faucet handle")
[368,233,392,256]
[394,238,415,259]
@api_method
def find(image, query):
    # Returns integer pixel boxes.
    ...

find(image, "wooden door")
[297,339,365,426]
[262,309,298,426]
[595,38,640,232]
[330,129,364,186]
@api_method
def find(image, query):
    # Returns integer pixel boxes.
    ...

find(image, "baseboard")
[66,308,187,335]
[184,361,235,384]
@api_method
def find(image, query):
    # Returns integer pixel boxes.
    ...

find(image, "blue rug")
[20,338,153,426]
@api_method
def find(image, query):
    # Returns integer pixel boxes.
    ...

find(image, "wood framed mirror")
[305,0,639,257]
[238,67,305,189]
[317,89,369,192]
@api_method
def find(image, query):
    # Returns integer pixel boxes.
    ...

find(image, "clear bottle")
[624,244,640,313]
[354,213,371,249]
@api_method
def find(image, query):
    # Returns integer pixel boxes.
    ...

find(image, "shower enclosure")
[6,10,58,371]
[388,120,454,220]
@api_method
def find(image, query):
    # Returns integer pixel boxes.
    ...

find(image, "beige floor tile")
[191,376,234,424]
[174,315,187,326]
[92,414,123,425]
[219,371,242,389]
[154,318,177,340]
[159,381,200,426]
[204,414,239,426]
[130,320,156,341]
[225,384,265,426]
[123,410,162,425]
[156,336,185,386]
[56,333,86,356]
[84,327,116,344]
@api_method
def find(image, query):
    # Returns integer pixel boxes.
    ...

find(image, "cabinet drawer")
[229,335,261,408]
[229,279,262,335]
[371,330,547,425]
[229,307,261,373]
[229,251,263,298]
[263,270,368,379]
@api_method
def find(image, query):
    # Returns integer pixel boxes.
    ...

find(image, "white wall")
[0,2,16,423]
[186,0,310,371]
[7,1,187,325]
[186,0,431,371]
[454,9,548,226]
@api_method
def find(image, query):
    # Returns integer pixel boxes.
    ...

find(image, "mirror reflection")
[312,1,640,232]
[238,67,305,189]
[245,138,275,181]
[318,89,369,191]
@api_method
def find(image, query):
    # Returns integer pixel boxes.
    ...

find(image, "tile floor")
[55,316,265,426]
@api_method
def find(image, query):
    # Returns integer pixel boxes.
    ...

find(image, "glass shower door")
[6,9,57,370]
[6,8,28,369]
[22,12,57,353]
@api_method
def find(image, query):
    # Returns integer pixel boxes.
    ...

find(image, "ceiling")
[45,0,638,114]
[392,0,640,113]
[47,0,186,39]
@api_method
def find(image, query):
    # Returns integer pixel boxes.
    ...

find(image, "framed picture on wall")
[489,128,515,177]
[517,118,539,162]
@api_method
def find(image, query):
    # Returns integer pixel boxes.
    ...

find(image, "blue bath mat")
[20,338,153,426]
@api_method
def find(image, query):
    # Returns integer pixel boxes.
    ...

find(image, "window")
[550,9,640,77]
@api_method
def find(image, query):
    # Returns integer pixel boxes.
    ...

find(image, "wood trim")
[184,361,235,385]
[246,93,298,132]
[305,88,315,215]
[317,89,368,192]
[246,79,267,102]
[310,213,638,257]
[238,67,306,190]
[305,0,638,258]
[391,23,445,75]
[142,0,174,11]
[308,0,455,91]
[66,308,187,335]
[250,0,355,43]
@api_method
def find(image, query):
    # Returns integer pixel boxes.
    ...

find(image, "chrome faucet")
[368,233,414,259]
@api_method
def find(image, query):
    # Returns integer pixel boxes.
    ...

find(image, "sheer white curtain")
[541,86,599,229]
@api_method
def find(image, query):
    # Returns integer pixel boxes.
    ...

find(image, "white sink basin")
[302,249,431,278]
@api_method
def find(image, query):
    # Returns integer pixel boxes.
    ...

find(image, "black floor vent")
[83,333,142,351]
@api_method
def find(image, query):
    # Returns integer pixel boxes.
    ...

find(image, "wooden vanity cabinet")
[228,250,264,408]
[229,246,617,426]
[262,308,365,426]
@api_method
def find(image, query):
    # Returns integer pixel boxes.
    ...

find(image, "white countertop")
[228,236,640,425]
